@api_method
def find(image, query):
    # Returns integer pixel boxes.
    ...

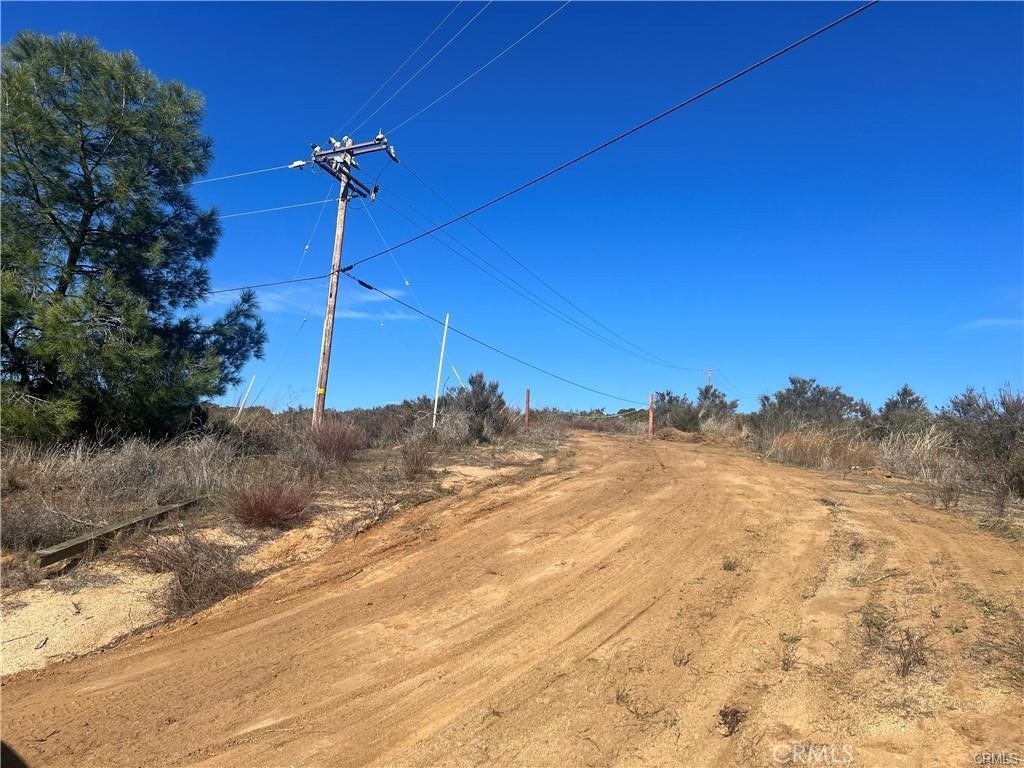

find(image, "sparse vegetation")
[890,627,930,678]
[124,528,252,617]
[226,478,318,529]
[721,555,740,572]
[717,706,746,736]
[400,436,435,480]
[309,418,366,465]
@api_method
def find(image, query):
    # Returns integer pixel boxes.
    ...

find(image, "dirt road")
[3,433,1021,767]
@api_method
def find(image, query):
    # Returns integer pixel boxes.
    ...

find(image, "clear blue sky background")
[3,1,1021,413]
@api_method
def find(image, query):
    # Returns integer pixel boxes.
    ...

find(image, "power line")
[387,1,572,134]
[377,189,701,371]
[344,272,646,405]
[342,0,879,273]
[190,164,294,185]
[209,272,330,294]
[362,204,467,388]
[400,161,692,369]
[217,195,338,220]
[338,2,465,136]
[350,1,493,136]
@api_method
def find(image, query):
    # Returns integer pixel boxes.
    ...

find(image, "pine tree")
[1,32,266,438]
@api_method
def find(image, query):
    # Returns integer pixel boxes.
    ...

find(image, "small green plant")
[947,620,968,636]
[861,604,893,647]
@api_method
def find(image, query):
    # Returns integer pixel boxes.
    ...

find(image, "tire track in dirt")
[1,433,1019,767]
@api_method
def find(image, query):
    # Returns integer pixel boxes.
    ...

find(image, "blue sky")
[3,1,1021,413]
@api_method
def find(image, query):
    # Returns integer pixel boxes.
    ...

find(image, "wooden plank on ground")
[32,497,203,567]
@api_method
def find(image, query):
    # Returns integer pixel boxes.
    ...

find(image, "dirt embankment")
[2,433,1021,767]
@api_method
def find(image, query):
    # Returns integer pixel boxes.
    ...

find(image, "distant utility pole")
[705,368,713,388]
[648,392,654,439]
[298,133,399,426]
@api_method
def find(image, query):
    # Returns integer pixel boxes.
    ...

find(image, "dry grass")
[766,429,878,471]
[890,626,931,677]
[309,418,366,464]
[400,437,434,480]
[226,478,318,529]
[700,414,741,436]
[1,435,245,552]
[124,527,252,617]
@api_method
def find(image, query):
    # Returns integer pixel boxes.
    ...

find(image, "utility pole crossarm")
[303,132,399,427]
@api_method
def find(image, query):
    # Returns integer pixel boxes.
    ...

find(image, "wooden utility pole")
[304,133,399,426]
[313,152,351,425]
[525,388,531,430]
[648,392,654,439]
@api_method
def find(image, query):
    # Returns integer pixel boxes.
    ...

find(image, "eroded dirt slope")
[2,433,1021,767]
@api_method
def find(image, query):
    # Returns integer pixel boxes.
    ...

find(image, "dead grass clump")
[309,418,365,464]
[700,414,741,436]
[768,429,878,471]
[860,604,894,648]
[717,706,746,736]
[1,501,101,551]
[1,556,45,594]
[125,528,252,617]
[360,467,398,528]
[226,478,318,529]
[401,437,434,480]
[721,555,740,572]
[890,627,930,677]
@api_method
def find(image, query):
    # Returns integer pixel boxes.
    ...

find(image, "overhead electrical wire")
[217,194,339,220]
[362,205,467,389]
[190,164,293,186]
[399,161,694,369]
[338,1,466,136]
[387,1,572,134]
[349,1,493,136]
[376,189,702,371]
[343,272,646,405]
[342,0,879,273]
[208,0,877,358]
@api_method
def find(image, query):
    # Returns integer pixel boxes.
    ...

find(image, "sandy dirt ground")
[2,432,1021,767]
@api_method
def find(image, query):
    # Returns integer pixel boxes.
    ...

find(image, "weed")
[779,631,803,644]
[0,556,45,595]
[861,604,893,648]
[309,418,365,464]
[890,627,930,677]
[672,646,692,667]
[781,644,798,672]
[400,437,434,480]
[717,706,746,736]
[125,528,252,617]
[722,556,740,572]
[848,535,868,558]
[947,620,968,636]
[226,478,318,529]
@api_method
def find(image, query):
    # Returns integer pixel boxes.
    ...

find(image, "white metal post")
[432,313,451,429]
